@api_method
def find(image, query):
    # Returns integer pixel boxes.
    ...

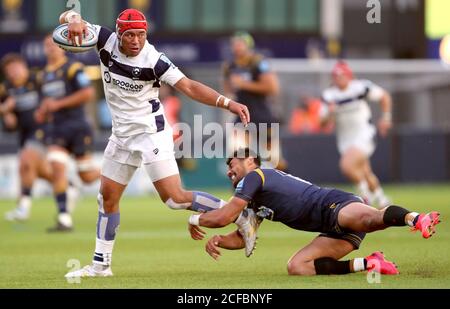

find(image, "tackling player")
[0,54,53,221]
[35,35,100,231]
[188,148,440,276]
[61,9,257,277]
[321,61,392,208]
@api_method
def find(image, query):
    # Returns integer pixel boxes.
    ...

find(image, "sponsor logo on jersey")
[104,72,112,83]
[132,67,141,79]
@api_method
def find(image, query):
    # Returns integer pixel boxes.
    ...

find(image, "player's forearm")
[217,231,245,250]
[380,92,392,120]
[198,209,237,228]
[56,87,94,109]
[175,78,234,110]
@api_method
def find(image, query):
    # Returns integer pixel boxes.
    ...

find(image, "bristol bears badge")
[132,67,141,79]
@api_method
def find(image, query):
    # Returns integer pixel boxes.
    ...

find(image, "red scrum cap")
[116,8,148,37]
[332,61,353,79]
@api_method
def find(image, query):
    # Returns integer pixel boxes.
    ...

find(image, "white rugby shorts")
[101,128,179,184]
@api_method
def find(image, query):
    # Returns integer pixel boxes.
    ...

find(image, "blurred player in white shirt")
[321,61,393,209]
[60,9,257,278]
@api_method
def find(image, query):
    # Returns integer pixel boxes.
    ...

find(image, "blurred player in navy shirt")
[0,53,53,222]
[35,35,100,231]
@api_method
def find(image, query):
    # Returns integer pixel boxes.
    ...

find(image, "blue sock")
[96,212,120,241]
[191,192,225,213]
[55,192,67,213]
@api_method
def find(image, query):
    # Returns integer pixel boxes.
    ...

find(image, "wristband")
[215,95,224,107]
[65,11,81,23]
[189,214,201,226]
[223,97,231,109]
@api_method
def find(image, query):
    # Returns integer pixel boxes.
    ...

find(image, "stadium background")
[0,0,449,289]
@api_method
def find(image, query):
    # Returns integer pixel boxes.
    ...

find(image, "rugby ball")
[52,23,98,53]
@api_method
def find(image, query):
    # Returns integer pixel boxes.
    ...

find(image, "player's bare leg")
[362,159,390,209]
[46,146,73,231]
[5,147,43,221]
[65,175,126,278]
[338,202,440,238]
[286,237,355,275]
[76,154,101,184]
[339,147,373,204]
[287,236,399,276]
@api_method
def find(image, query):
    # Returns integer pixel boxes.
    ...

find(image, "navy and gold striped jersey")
[40,58,92,124]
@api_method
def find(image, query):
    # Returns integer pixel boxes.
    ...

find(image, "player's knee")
[165,189,191,205]
[19,159,33,175]
[339,158,352,174]
[360,212,380,232]
[164,190,191,210]
[78,170,99,184]
[98,193,118,213]
[286,260,313,276]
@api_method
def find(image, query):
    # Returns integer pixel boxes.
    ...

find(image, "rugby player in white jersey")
[61,9,257,278]
[321,61,392,209]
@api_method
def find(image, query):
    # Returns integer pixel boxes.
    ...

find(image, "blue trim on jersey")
[154,54,172,79]
[97,27,113,50]
[99,49,157,81]
[149,99,160,113]
[155,114,165,132]
[336,87,369,105]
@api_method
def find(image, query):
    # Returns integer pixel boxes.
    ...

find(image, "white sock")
[373,187,386,200]
[407,212,420,227]
[18,196,32,213]
[93,238,115,267]
[357,181,372,201]
[353,258,366,272]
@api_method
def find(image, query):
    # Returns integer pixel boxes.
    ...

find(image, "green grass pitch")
[0,184,449,288]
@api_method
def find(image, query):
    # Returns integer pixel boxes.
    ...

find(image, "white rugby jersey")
[322,79,384,142]
[92,25,185,137]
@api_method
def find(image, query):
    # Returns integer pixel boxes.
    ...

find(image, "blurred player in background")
[60,9,257,278]
[222,31,287,170]
[189,149,440,276]
[34,35,100,232]
[321,61,393,209]
[0,53,53,221]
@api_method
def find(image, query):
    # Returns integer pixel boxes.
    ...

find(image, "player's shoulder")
[139,42,163,66]
[251,53,271,72]
[322,85,339,101]
[239,168,266,187]
[66,60,85,80]
[351,79,372,89]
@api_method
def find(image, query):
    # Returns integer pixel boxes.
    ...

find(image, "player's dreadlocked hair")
[226,148,261,167]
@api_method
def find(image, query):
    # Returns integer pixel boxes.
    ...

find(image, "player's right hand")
[188,223,206,240]
[67,19,87,47]
[228,101,250,126]
[205,235,222,260]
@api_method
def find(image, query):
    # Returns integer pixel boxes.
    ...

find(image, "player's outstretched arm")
[189,197,248,229]
[59,10,87,47]
[174,77,250,126]
[205,231,245,260]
